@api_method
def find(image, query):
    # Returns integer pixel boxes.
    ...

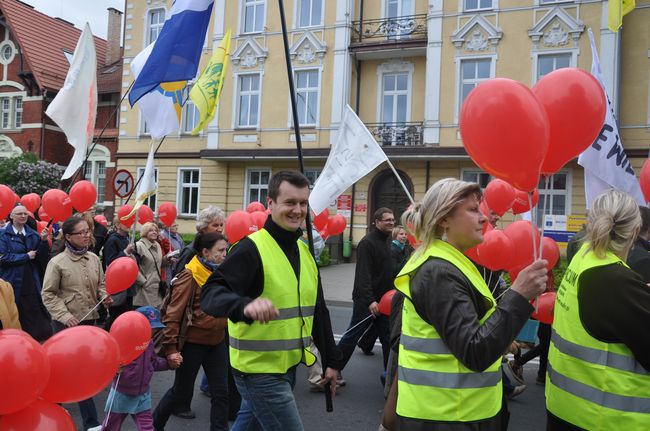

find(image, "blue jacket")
[0,223,50,298]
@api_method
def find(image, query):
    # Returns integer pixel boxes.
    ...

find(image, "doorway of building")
[369,169,413,228]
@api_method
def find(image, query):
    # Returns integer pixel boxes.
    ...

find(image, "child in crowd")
[103,306,178,431]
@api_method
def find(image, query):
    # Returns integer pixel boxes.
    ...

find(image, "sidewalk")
[320,262,355,306]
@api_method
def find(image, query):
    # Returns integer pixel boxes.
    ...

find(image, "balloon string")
[78,297,105,323]
[528,191,538,261]
[340,314,374,338]
[539,175,551,260]
[101,372,122,428]
[487,270,494,296]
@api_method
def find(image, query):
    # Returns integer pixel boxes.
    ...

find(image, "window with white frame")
[295,70,319,126]
[381,73,409,124]
[1,98,10,129]
[237,74,261,128]
[182,99,200,134]
[305,169,322,186]
[535,172,570,226]
[540,0,572,3]
[461,170,492,188]
[298,0,322,27]
[13,98,22,128]
[147,8,166,45]
[137,167,159,209]
[464,0,493,11]
[243,0,265,33]
[178,168,201,216]
[84,145,110,204]
[460,58,491,107]
[536,53,571,81]
[247,169,271,205]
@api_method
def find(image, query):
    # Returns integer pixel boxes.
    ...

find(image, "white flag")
[46,23,97,180]
[121,143,157,220]
[309,105,388,214]
[131,43,185,139]
[578,29,644,208]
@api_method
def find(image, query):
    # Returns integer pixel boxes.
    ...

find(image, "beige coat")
[134,238,163,309]
[41,248,106,324]
[0,279,20,329]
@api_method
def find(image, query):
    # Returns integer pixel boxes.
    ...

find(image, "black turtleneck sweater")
[200,217,342,370]
[352,227,393,308]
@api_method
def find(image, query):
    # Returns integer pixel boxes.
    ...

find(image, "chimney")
[105,7,122,66]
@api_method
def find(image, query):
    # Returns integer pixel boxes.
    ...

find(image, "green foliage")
[181,233,195,244]
[502,256,567,289]
[0,154,64,195]
[318,245,331,267]
[0,153,38,185]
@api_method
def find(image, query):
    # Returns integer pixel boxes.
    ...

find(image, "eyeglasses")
[69,230,92,236]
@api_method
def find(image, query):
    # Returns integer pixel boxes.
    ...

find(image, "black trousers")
[153,340,229,431]
[514,322,551,379]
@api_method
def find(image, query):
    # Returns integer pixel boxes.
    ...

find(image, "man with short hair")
[337,207,394,381]
[627,206,650,282]
[200,171,341,431]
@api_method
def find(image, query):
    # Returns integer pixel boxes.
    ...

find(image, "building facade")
[117,0,649,251]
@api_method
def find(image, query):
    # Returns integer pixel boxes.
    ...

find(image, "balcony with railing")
[366,122,424,147]
[350,14,427,58]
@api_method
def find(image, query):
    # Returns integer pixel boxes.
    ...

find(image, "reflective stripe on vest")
[395,239,502,422]
[228,229,318,374]
[546,242,650,430]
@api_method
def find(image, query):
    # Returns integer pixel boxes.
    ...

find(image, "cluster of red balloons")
[313,209,347,240]
[0,309,151,429]
[225,205,267,244]
[460,68,606,192]
[115,202,178,229]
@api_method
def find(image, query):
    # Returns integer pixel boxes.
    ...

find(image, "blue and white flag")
[578,29,644,208]
[128,0,214,106]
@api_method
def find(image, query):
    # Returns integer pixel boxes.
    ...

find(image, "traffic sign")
[112,169,135,198]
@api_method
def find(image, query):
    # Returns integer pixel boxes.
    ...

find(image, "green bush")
[0,153,64,195]
[502,257,567,289]
[318,245,331,267]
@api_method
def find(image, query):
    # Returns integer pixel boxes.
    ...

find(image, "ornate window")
[242,0,266,34]
[236,73,261,128]
[298,0,323,28]
[295,69,319,126]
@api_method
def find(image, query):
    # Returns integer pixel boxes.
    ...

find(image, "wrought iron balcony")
[366,122,424,147]
[351,14,427,45]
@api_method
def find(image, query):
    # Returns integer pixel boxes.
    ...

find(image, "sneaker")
[507,384,527,400]
[336,371,346,387]
[172,409,196,419]
[87,426,103,431]
[504,360,525,385]
[536,375,546,386]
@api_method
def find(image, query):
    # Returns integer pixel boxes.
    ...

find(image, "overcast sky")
[21,0,125,39]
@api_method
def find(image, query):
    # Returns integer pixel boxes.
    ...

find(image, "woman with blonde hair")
[134,222,166,309]
[393,178,548,430]
[546,190,650,430]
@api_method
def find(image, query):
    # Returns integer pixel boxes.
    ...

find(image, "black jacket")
[102,231,137,296]
[172,240,196,278]
[352,227,393,308]
[626,238,650,283]
[200,217,343,371]
[93,221,109,256]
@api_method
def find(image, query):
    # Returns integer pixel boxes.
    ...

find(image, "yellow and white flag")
[121,143,157,220]
[189,29,231,135]
[608,0,635,32]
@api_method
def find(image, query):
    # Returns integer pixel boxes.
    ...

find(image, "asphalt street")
[68,305,547,430]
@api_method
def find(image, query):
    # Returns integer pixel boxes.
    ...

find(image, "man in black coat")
[337,207,394,379]
[627,205,650,282]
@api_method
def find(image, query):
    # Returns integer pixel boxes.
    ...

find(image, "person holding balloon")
[133,222,166,309]
[41,215,113,431]
[546,190,650,431]
[0,204,52,342]
[395,178,548,430]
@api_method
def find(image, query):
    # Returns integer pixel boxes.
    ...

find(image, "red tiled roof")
[97,55,123,94]
[0,0,109,91]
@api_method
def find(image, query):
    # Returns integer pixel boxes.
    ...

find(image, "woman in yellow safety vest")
[546,190,650,430]
[394,178,548,430]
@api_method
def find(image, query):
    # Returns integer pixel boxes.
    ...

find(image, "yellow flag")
[608,0,636,32]
[189,29,231,135]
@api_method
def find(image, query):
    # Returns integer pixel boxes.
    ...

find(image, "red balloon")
[511,189,539,215]
[504,220,541,270]
[0,328,31,338]
[460,78,549,192]
[0,399,75,431]
[466,229,514,271]
[225,210,253,243]
[379,289,396,316]
[508,264,524,283]
[37,206,51,223]
[158,202,178,227]
[484,179,516,217]
[250,211,267,231]
[0,332,50,415]
[319,227,330,241]
[69,180,97,213]
[117,205,136,228]
[534,68,607,175]
[0,185,16,219]
[327,214,347,236]
[41,326,120,403]
[640,160,650,204]
[41,189,72,223]
[531,292,556,324]
[246,201,265,213]
[94,214,108,227]
[541,236,560,272]
[105,257,139,295]
[20,193,41,213]
[313,208,330,231]
[109,311,151,365]
[138,204,155,225]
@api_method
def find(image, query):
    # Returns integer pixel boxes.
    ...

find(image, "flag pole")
[385,157,416,206]
[278,0,330,412]
[123,136,167,206]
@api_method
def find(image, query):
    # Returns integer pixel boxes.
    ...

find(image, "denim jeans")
[337,301,390,370]
[232,368,303,431]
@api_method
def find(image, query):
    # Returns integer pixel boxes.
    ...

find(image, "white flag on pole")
[578,28,644,208]
[309,105,388,214]
[46,23,97,180]
[121,142,157,220]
